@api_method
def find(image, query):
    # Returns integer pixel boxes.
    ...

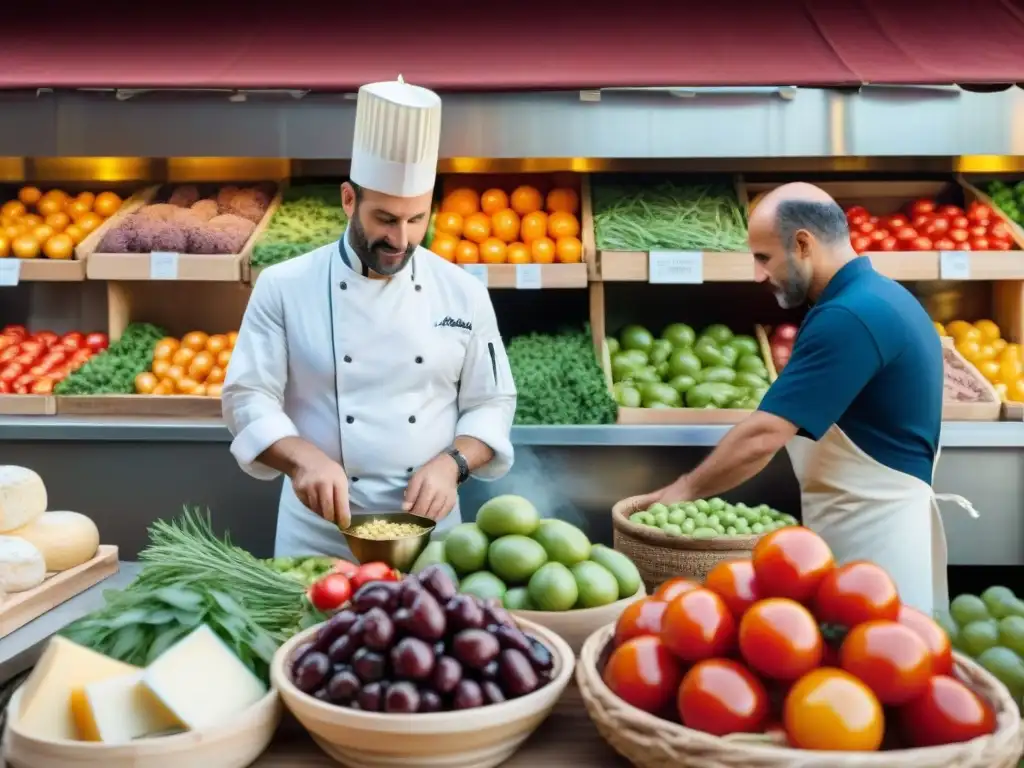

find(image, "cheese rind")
[0,536,46,592]
[9,511,100,571]
[0,466,47,533]
[71,671,181,743]
[17,637,141,741]
[142,624,267,731]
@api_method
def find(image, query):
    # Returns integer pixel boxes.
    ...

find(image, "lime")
[959,620,1000,657]
[527,562,579,612]
[605,337,620,356]
[950,594,991,626]
[662,523,683,536]
[531,519,592,566]
[668,348,702,378]
[588,545,642,599]
[459,571,507,602]
[411,541,447,573]
[476,495,541,537]
[702,324,734,345]
[613,383,642,408]
[444,523,490,575]
[487,535,548,584]
[976,646,1024,702]
[650,339,673,365]
[620,324,654,352]
[667,374,697,394]
[662,323,696,348]
[982,585,1024,619]
[998,615,1024,657]
[572,561,620,608]
[503,586,534,611]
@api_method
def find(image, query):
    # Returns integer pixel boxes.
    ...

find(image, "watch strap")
[447,448,470,485]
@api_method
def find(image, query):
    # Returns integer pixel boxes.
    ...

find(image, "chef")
[622,182,976,616]
[223,77,517,558]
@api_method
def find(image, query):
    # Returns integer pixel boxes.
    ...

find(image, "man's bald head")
[749,183,854,309]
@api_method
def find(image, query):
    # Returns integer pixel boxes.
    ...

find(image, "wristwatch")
[446,447,470,485]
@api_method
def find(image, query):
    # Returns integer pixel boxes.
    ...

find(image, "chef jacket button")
[351,476,359,482]
[415,285,422,292]
[406,467,414,473]
[415,356,423,364]
[343,355,352,363]
[408,415,416,424]
[340,281,348,290]
[346,415,354,424]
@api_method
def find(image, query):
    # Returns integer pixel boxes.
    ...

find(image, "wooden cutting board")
[0,546,119,639]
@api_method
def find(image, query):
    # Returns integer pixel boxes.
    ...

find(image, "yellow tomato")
[188,351,215,381]
[1003,343,1022,360]
[216,348,232,368]
[933,321,946,337]
[977,360,1000,381]
[995,382,1009,401]
[171,347,196,367]
[206,382,223,398]
[182,331,209,351]
[227,331,238,348]
[152,379,175,395]
[977,343,997,362]
[151,359,171,377]
[206,366,226,385]
[134,372,158,394]
[164,364,186,382]
[176,377,200,395]
[206,334,229,354]
[974,319,1001,342]
[992,338,1007,355]
[1000,351,1023,384]
[945,320,974,340]
[1010,377,1024,403]
[153,337,179,360]
[957,339,982,363]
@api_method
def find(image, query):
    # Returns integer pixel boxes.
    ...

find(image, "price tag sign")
[515,264,542,290]
[648,251,704,284]
[150,251,180,280]
[939,250,971,280]
[0,260,20,287]
[463,264,489,286]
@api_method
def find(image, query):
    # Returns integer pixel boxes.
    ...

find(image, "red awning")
[1,1,1022,91]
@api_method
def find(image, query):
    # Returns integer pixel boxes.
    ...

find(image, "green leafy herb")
[252,185,348,268]
[55,322,166,395]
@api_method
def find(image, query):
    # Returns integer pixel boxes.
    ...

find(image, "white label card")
[939,250,971,280]
[150,251,180,280]
[515,264,542,290]
[649,251,704,284]
[0,260,20,287]
[463,264,489,286]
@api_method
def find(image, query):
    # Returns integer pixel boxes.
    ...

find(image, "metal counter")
[1,419,1022,567]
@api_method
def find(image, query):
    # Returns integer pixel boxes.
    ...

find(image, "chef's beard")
[772,249,810,309]
[348,215,417,277]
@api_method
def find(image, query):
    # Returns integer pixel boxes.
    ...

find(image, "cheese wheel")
[0,466,47,533]
[0,536,46,592]
[8,511,100,572]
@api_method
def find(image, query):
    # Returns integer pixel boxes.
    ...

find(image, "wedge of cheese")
[71,671,181,743]
[17,637,140,741]
[0,466,46,533]
[141,624,267,731]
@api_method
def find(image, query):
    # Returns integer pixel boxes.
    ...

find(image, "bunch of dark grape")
[290,564,556,713]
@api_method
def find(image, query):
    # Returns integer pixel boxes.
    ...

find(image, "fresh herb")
[593,178,749,252]
[985,180,1024,228]
[55,323,166,395]
[251,185,347,267]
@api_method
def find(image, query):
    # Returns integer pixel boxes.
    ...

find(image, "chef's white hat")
[349,76,442,198]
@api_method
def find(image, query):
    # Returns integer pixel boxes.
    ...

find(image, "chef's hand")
[291,454,351,528]
[619,476,694,513]
[403,454,459,520]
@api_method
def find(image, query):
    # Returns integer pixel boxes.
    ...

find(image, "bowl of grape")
[271,564,575,768]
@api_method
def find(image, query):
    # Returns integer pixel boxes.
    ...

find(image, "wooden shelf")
[597,251,754,282]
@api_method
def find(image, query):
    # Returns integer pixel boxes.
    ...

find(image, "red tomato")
[898,675,996,747]
[654,577,700,602]
[30,378,55,395]
[33,331,58,347]
[911,214,933,230]
[1,325,27,339]
[615,597,669,647]
[332,559,359,579]
[751,527,835,603]
[815,561,899,628]
[839,620,932,705]
[351,561,400,590]
[739,598,823,681]
[603,635,684,714]
[897,605,953,676]
[851,235,872,254]
[678,659,769,736]
[937,204,963,218]
[910,237,934,251]
[967,202,993,222]
[306,573,353,612]
[0,346,19,365]
[894,226,918,243]
[0,380,9,393]
[28,363,51,378]
[968,224,988,238]
[950,215,970,230]
[923,218,949,237]
[61,332,85,351]
[85,332,109,352]
[846,205,869,218]
[784,668,884,752]
[847,213,869,227]
[879,236,899,251]
[0,363,23,383]
[868,228,888,243]
[969,237,990,251]
[907,199,937,218]
[855,221,875,235]
[18,340,43,356]
[933,237,956,251]
[993,238,1013,251]
[988,221,1010,241]
[0,336,14,352]
[705,560,760,618]
[660,588,736,662]
[886,214,909,229]
[14,352,39,367]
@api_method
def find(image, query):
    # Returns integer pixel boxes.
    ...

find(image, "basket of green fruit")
[611,497,798,590]
[411,495,646,655]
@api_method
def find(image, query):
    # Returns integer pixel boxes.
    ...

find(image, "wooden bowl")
[3,686,281,768]
[511,585,647,655]
[272,616,575,768]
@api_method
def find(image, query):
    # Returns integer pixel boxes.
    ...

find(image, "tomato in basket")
[677,658,769,736]
[897,675,996,747]
[897,605,953,676]
[603,635,683,715]
[653,577,700,602]
[614,597,669,647]
[815,561,899,628]
[752,527,835,603]
[704,560,760,618]
[784,668,884,752]
[660,588,736,662]
[738,598,823,682]
[839,621,933,706]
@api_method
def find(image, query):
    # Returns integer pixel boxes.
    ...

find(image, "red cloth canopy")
[1,0,1022,91]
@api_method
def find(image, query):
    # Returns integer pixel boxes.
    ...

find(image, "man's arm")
[628,306,884,508]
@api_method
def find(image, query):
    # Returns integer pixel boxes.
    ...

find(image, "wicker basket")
[577,623,1024,768]
[611,499,760,591]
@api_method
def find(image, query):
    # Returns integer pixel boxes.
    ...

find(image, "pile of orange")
[938,318,1024,403]
[0,187,123,260]
[429,183,584,266]
[135,331,237,397]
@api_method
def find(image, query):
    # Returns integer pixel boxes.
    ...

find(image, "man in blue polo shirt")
[624,182,963,615]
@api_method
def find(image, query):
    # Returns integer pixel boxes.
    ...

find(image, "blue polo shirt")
[758,257,943,484]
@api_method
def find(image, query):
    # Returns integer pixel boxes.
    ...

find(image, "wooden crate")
[85,183,282,282]
[747,179,1024,282]
[755,325,780,383]
[0,394,55,416]
[594,175,753,283]
[0,182,151,282]
[0,546,119,639]
[941,338,1002,421]
[437,172,589,289]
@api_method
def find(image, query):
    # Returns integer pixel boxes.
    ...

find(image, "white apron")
[274,248,466,558]
[786,426,977,616]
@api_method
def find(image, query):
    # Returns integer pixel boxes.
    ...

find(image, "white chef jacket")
[222,234,517,557]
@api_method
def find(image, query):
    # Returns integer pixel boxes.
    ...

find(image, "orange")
[480,188,509,216]
[429,232,458,262]
[1010,376,1024,403]
[64,224,86,245]
[1,200,26,219]
[479,237,507,264]
[462,212,492,244]
[76,213,103,234]
[75,191,96,210]
[435,211,464,238]
[42,233,74,260]
[548,211,580,239]
[530,236,556,264]
[31,225,55,244]
[18,186,42,207]
[507,242,531,264]
[546,187,579,214]
[454,239,480,264]
[977,360,1000,381]
[491,208,521,243]
[65,200,91,221]
[555,236,583,263]
[21,214,43,229]
[442,188,480,218]
[510,185,543,216]
[520,211,549,243]
[974,319,1001,343]
[44,212,70,232]
[93,191,123,218]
